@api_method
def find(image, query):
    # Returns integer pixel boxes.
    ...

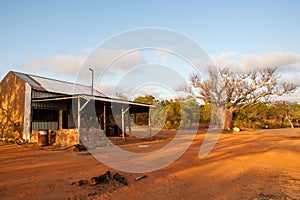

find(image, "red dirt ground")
[1,129,300,200]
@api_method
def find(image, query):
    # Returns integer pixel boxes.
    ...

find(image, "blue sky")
[0,0,300,100]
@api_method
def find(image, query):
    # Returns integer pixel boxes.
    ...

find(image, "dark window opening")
[32,109,58,122]
[62,111,68,129]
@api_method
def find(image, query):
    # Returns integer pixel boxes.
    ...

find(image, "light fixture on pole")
[89,68,94,95]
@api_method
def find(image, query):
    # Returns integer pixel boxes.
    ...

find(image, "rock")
[233,127,240,133]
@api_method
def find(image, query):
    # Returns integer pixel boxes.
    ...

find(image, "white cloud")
[214,51,300,71]
[17,49,89,82]
[78,48,146,85]
[214,51,238,64]
[83,48,145,72]
[240,51,300,69]
[213,50,300,102]
[16,48,146,85]
[212,51,240,70]
[95,82,117,97]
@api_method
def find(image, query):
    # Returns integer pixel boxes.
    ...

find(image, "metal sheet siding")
[32,121,58,130]
[32,90,61,99]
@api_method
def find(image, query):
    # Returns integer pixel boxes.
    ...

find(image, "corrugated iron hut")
[0,71,153,146]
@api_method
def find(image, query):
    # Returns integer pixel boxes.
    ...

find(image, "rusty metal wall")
[31,121,58,130]
[31,99,71,130]
[32,90,62,99]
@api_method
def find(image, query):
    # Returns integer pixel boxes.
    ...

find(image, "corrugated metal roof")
[13,71,105,97]
[31,94,155,108]
[14,72,42,88]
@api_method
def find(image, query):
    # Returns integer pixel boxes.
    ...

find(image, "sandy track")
[1,129,300,200]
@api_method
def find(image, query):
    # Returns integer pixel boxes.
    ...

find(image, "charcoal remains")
[113,173,128,186]
[78,179,89,186]
[90,170,111,185]
[73,144,87,152]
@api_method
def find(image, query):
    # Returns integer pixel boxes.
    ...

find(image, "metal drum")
[38,130,49,146]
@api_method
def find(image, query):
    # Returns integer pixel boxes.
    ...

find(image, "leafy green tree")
[116,92,129,100]
[134,95,155,105]
[149,101,167,127]
[271,101,300,128]
[199,103,211,123]
[165,100,181,129]
[180,97,200,129]
[133,95,155,125]
[234,102,271,128]
[133,95,201,130]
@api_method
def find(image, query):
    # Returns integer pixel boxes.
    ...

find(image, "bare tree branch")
[190,66,297,129]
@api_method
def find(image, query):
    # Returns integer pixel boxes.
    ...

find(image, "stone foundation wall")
[55,129,78,147]
[30,130,39,143]
[30,128,106,147]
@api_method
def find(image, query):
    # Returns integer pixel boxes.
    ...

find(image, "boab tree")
[190,66,296,130]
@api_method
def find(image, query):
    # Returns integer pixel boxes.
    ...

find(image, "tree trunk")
[286,114,294,128]
[223,109,233,131]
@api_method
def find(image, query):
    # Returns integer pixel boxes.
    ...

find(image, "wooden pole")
[121,106,131,141]
[59,109,63,130]
[128,113,131,135]
[148,112,152,137]
[103,103,106,135]
[121,106,125,141]
[77,97,81,144]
